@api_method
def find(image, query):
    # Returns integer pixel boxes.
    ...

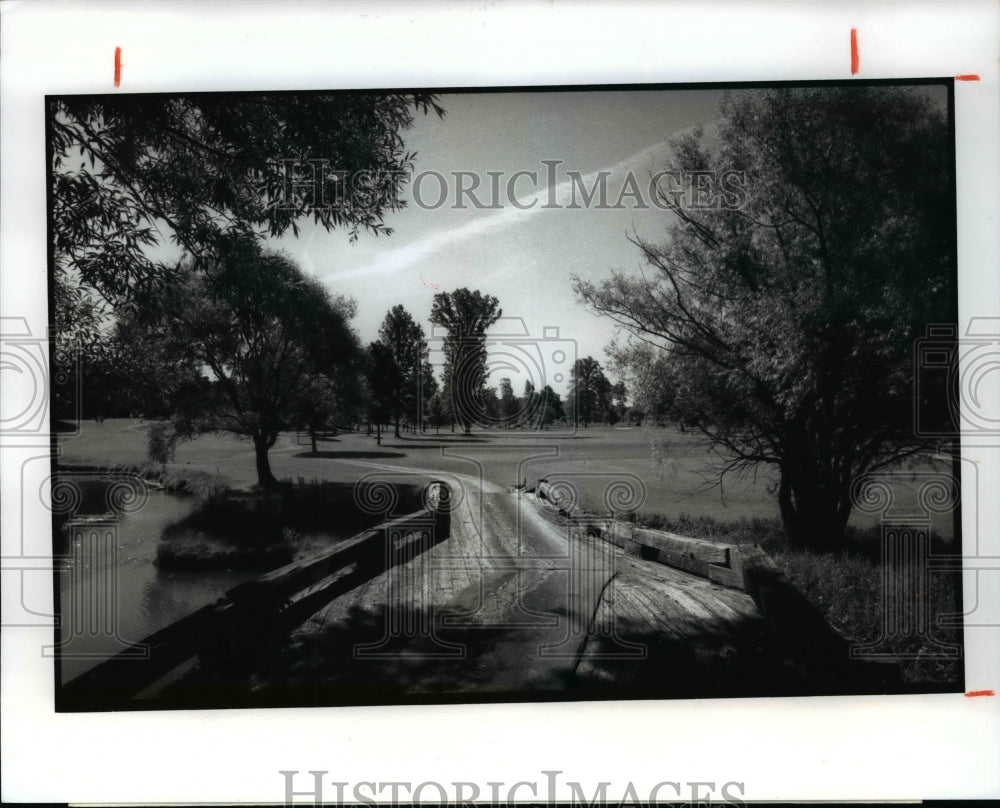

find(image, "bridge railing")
[58,481,452,712]
[531,478,901,692]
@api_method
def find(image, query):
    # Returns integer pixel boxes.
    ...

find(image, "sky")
[270,88,727,396]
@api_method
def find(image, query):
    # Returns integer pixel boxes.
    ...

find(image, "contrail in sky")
[320,138,678,284]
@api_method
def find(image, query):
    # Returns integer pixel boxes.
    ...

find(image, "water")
[57,490,257,686]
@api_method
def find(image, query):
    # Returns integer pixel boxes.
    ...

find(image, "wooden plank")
[604,520,632,548]
[707,563,743,589]
[624,539,712,578]
[631,527,731,565]
[225,509,438,603]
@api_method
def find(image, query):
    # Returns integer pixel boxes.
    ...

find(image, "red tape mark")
[850,29,859,75]
[114,47,122,87]
[956,74,980,81]
[965,689,995,697]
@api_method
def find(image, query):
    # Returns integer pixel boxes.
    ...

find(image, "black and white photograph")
[3,3,998,805]
[48,81,965,711]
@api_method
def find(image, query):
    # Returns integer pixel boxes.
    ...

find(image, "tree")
[429,288,502,434]
[537,385,565,428]
[136,246,362,486]
[566,356,612,427]
[498,377,519,427]
[575,86,954,549]
[50,92,444,437]
[294,373,346,454]
[481,386,501,424]
[609,381,628,426]
[378,305,434,437]
[50,92,444,311]
[520,380,539,427]
[366,340,403,446]
[420,369,440,433]
[96,313,206,419]
[427,392,448,435]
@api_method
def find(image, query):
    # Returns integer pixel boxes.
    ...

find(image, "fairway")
[57,419,954,539]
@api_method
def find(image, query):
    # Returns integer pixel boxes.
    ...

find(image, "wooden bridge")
[58,479,897,711]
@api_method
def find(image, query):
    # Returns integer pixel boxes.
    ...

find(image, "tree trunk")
[376,422,381,446]
[253,433,278,488]
[394,419,401,439]
[778,464,852,550]
[310,429,317,454]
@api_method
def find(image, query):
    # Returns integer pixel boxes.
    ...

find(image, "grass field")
[57,419,956,539]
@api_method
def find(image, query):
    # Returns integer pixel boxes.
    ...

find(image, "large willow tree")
[576,86,954,549]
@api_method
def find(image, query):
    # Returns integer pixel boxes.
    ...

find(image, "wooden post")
[426,480,451,539]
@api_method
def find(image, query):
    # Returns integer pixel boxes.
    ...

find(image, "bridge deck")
[154,488,789,706]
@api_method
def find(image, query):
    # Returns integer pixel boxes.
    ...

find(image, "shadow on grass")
[293,450,407,459]
[292,436,340,445]
[414,433,599,441]
[406,436,490,443]
[378,443,458,451]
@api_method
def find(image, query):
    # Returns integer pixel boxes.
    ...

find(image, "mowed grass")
[57,419,955,537]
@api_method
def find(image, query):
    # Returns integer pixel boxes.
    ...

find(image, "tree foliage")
[366,340,403,445]
[50,92,444,306]
[566,356,613,427]
[378,304,436,436]
[576,86,954,549]
[133,246,363,486]
[429,288,502,433]
[498,377,519,427]
[536,384,565,428]
[50,90,444,449]
[427,392,448,435]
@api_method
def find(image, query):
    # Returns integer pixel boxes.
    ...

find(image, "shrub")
[156,495,295,571]
[146,421,181,465]
[155,479,425,571]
